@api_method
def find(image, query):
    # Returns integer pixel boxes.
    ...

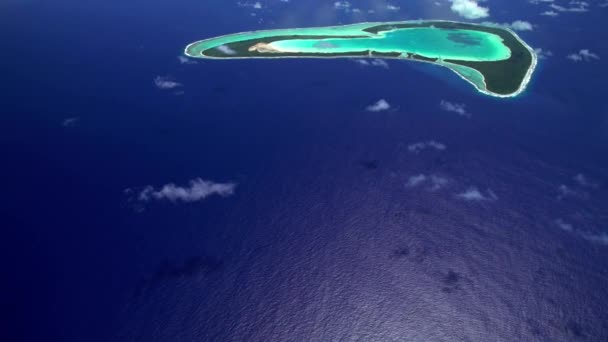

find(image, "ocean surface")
[2,0,607,341]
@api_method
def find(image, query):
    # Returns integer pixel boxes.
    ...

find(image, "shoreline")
[183,20,538,98]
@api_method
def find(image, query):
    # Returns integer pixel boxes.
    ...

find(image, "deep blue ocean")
[2,0,607,341]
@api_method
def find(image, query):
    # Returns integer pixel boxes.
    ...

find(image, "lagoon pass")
[185,21,537,97]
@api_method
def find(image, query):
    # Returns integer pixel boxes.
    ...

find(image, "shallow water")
[271,27,510,61]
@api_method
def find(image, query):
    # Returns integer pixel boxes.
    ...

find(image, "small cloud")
[509,20,534,31]
[407,140,446,154]
[237,1,262,9]
[550,2,588,12]
[541,10,559,16]
[134,178,236,203]
[579,49,599,59]
[553,219,608,246]
[456,187,497,201]
[449,0,490,20]
[216,45,237,55]
[427,141,446,150]
[353,58,390,69]
[370,59,389,68]
[406,174,427,187]
[386,4,400,11]
[573,173,598,188]
[440,100,471,118]
[407,142,426,154]
[567,54,583,62]
[428,175,449,191]
[580,232,608,246]
[353,59,370,66]
[366,99,391,112]
[456,188,485,200]
[405,174,449,191]
[178,56,197,65]
[567,49,600,62]
[556,184,588,200]
[555,218,574,232]
[334,1,351,10]
[534,48,553,59]
[62,117,79,128]
[482,20,534,31]
[154,76,182,89]
[557,184,575,199]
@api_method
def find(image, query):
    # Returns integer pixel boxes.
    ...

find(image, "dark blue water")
[2,1,607,341]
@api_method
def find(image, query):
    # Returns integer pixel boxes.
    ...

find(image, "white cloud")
[334,1,351,10]
[554,219,608,246]
[456,188,485,200]
[237,1,262,9]
[555,218,574,232]
[62,117,79,127]
[534,48,553,59]
[578,49,599,59]
[407,140,447,154]
[178,56,197,65]
[541,10,559,16]
[136,178,237,203]
[334,2,374,15]
[456,187,497,201]
[405,174,449,191]
[550,4,567,10]
[428,175,449,191]
[216,45,237,55]
[581,232,608,245]
[550,2,588,12]
[449,0,490,19]
[353,59,370,66]
[557,184,575,199]
[556,184,589,200]
[370,59,389,68]
[154,76,182,89]
[366,99,391,112]
[440,100,471,118]
[567,49,600,62]
[406,174,427,187]
[386,4,400,11]
[569,1,588,6]
[573,173,598,188]
[510,20,534,31]
[427,141,446,150]
[483,20,534,31]
[353,58,390,69]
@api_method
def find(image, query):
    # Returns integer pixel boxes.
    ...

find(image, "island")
[184,21,537,98]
